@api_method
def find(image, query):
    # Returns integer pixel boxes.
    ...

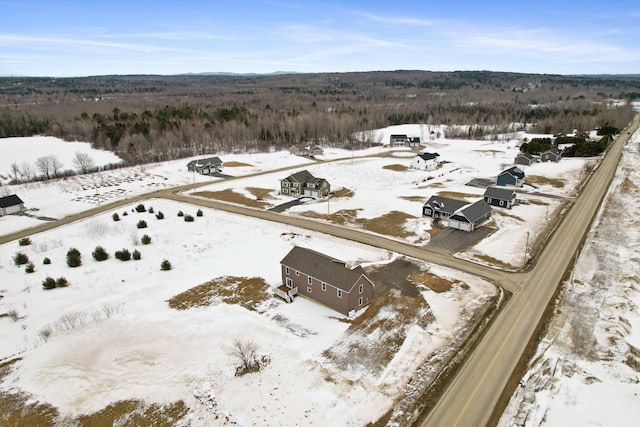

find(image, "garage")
[446,199,492,233]
[448,217,471,231]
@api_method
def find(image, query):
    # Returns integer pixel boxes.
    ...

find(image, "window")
[499,200,504,206]
[359,284,363,294]
[307,287,312,293]
[321,282,326,291]
[282,181,289,187]
[286,278,292,288]
[358,297,363,306]
[308,276,312,285]
[285,266,290,275]
[487,197,492,203]
[295,270,299,276]
[283,188,288,194]
[337,289,342,298]
[292,182,299,188]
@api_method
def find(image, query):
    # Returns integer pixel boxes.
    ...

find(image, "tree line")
[1,71,637,165]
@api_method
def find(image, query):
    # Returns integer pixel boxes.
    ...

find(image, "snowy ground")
[0,126,605,424]
[498,128,640,426]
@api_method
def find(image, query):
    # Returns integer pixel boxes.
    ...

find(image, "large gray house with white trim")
[280,170,330,198]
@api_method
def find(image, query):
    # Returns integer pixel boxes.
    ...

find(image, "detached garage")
[448,200,492,232]
[0,194,25,216]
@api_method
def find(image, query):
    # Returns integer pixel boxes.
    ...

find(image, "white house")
[0,194,25,216]
[411,152,440,171]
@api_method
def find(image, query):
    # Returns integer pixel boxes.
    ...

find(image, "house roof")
[483,186,516,200]
[542,147,561,156]
[286,169,316,183]
[390,134,408,139]
[453,199,492,223]
[190,156,222,166]
[500,166,525,179]
[280,246,371,292]
[424,195,468,215]
[417,152,440,161]
[0,194,24,208]
[516,152,535,160]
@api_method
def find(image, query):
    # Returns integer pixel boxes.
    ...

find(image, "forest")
[1,71,638,165]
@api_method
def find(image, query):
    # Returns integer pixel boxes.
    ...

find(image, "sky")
[1,0,639,77]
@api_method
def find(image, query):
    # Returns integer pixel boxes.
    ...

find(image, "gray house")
[280,170,330,198]
[423,195,468,219]
[289,144,324,158]
[514,152,536,166]
[541,147,562,162]
[0,194,25,216]
[497,166,525,187]
[277,246,375,316]
[483,186,517,209]
[390,134,408,146]
[448,200,492,232]
[187,156,223,175]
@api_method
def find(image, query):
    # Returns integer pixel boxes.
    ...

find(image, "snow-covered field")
[0,125,609,424]
[499,127,640,426]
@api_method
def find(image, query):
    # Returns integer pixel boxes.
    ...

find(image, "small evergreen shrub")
[56,276,69,287]
[43,257,51,265]
[196,209,203,217]
[92,246,109,261]
[18,237,32,246]
[115,248,131,261]
[135,203,146,213]
[136,220,147,229]
[177,210,184,217]
[112,213,120,222]
[141,234,152,245]
[42,276,56,290]
[184,214,194,222]
[25,262,35,273]
[156,211,164,220]
[122,211,128,216]
[66,248,82,267]
[13,252,29,266]
[160,259,172,271]
[148,207,154,214]
[132,249,141,260]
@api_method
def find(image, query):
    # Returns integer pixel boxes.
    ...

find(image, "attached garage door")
[304,189,319,198]
[448,218,471,231]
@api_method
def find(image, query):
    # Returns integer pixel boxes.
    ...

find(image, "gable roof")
[189,156,222,166]
[516,152,535,160]
[0,194,24,208]
[483,186,516,200]
[453,199,492,222]
[417,152,440,161]
[390,134,408,138]
[499,166,525,179]
[280,246,370,292]
[424,195,468,215]
[542,147,561,156]
[287,169,316,183]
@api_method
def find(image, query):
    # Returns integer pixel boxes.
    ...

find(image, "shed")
[0,194,25,216]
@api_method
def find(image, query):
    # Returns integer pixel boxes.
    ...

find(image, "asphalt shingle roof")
[0,194,23,208]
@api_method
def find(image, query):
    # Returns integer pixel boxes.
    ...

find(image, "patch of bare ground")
[330,187,354,198]
[168,276,271,312]
[400,195,426,202]
[191,189,270,208]
[526,199,550,206]
[408,270,455,293]
[474,254,518,269]
[76,400,188,427]
[436,191,478,200]
[246,187,275,200]
[383,164,408,172]
[223,161,253,167]
[322,288,434,375]
[0,358,188,426]
[526,175,565,188]
[300,209,360,225]
[356,211,417,238]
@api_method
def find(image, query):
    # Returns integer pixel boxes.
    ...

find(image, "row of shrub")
[42,276,69,290]
[112,207,203,223]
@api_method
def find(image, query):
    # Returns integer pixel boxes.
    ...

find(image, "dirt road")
[420,114,640,427]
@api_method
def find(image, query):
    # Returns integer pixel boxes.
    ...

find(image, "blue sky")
[1,0,639,76]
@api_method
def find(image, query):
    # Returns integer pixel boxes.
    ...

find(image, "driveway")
[427,226,495,253]
[268,196,314,213]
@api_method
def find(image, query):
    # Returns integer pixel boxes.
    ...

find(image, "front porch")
[274,285,298,303]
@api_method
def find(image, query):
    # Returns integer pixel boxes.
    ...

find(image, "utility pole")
[523,231,530,266]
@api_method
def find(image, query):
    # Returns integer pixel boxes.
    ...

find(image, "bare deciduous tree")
[72,151,96,174]
[8,162,21,183]
[229,337,259,376]
[20,161,35,181]
[35,155,63,179]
